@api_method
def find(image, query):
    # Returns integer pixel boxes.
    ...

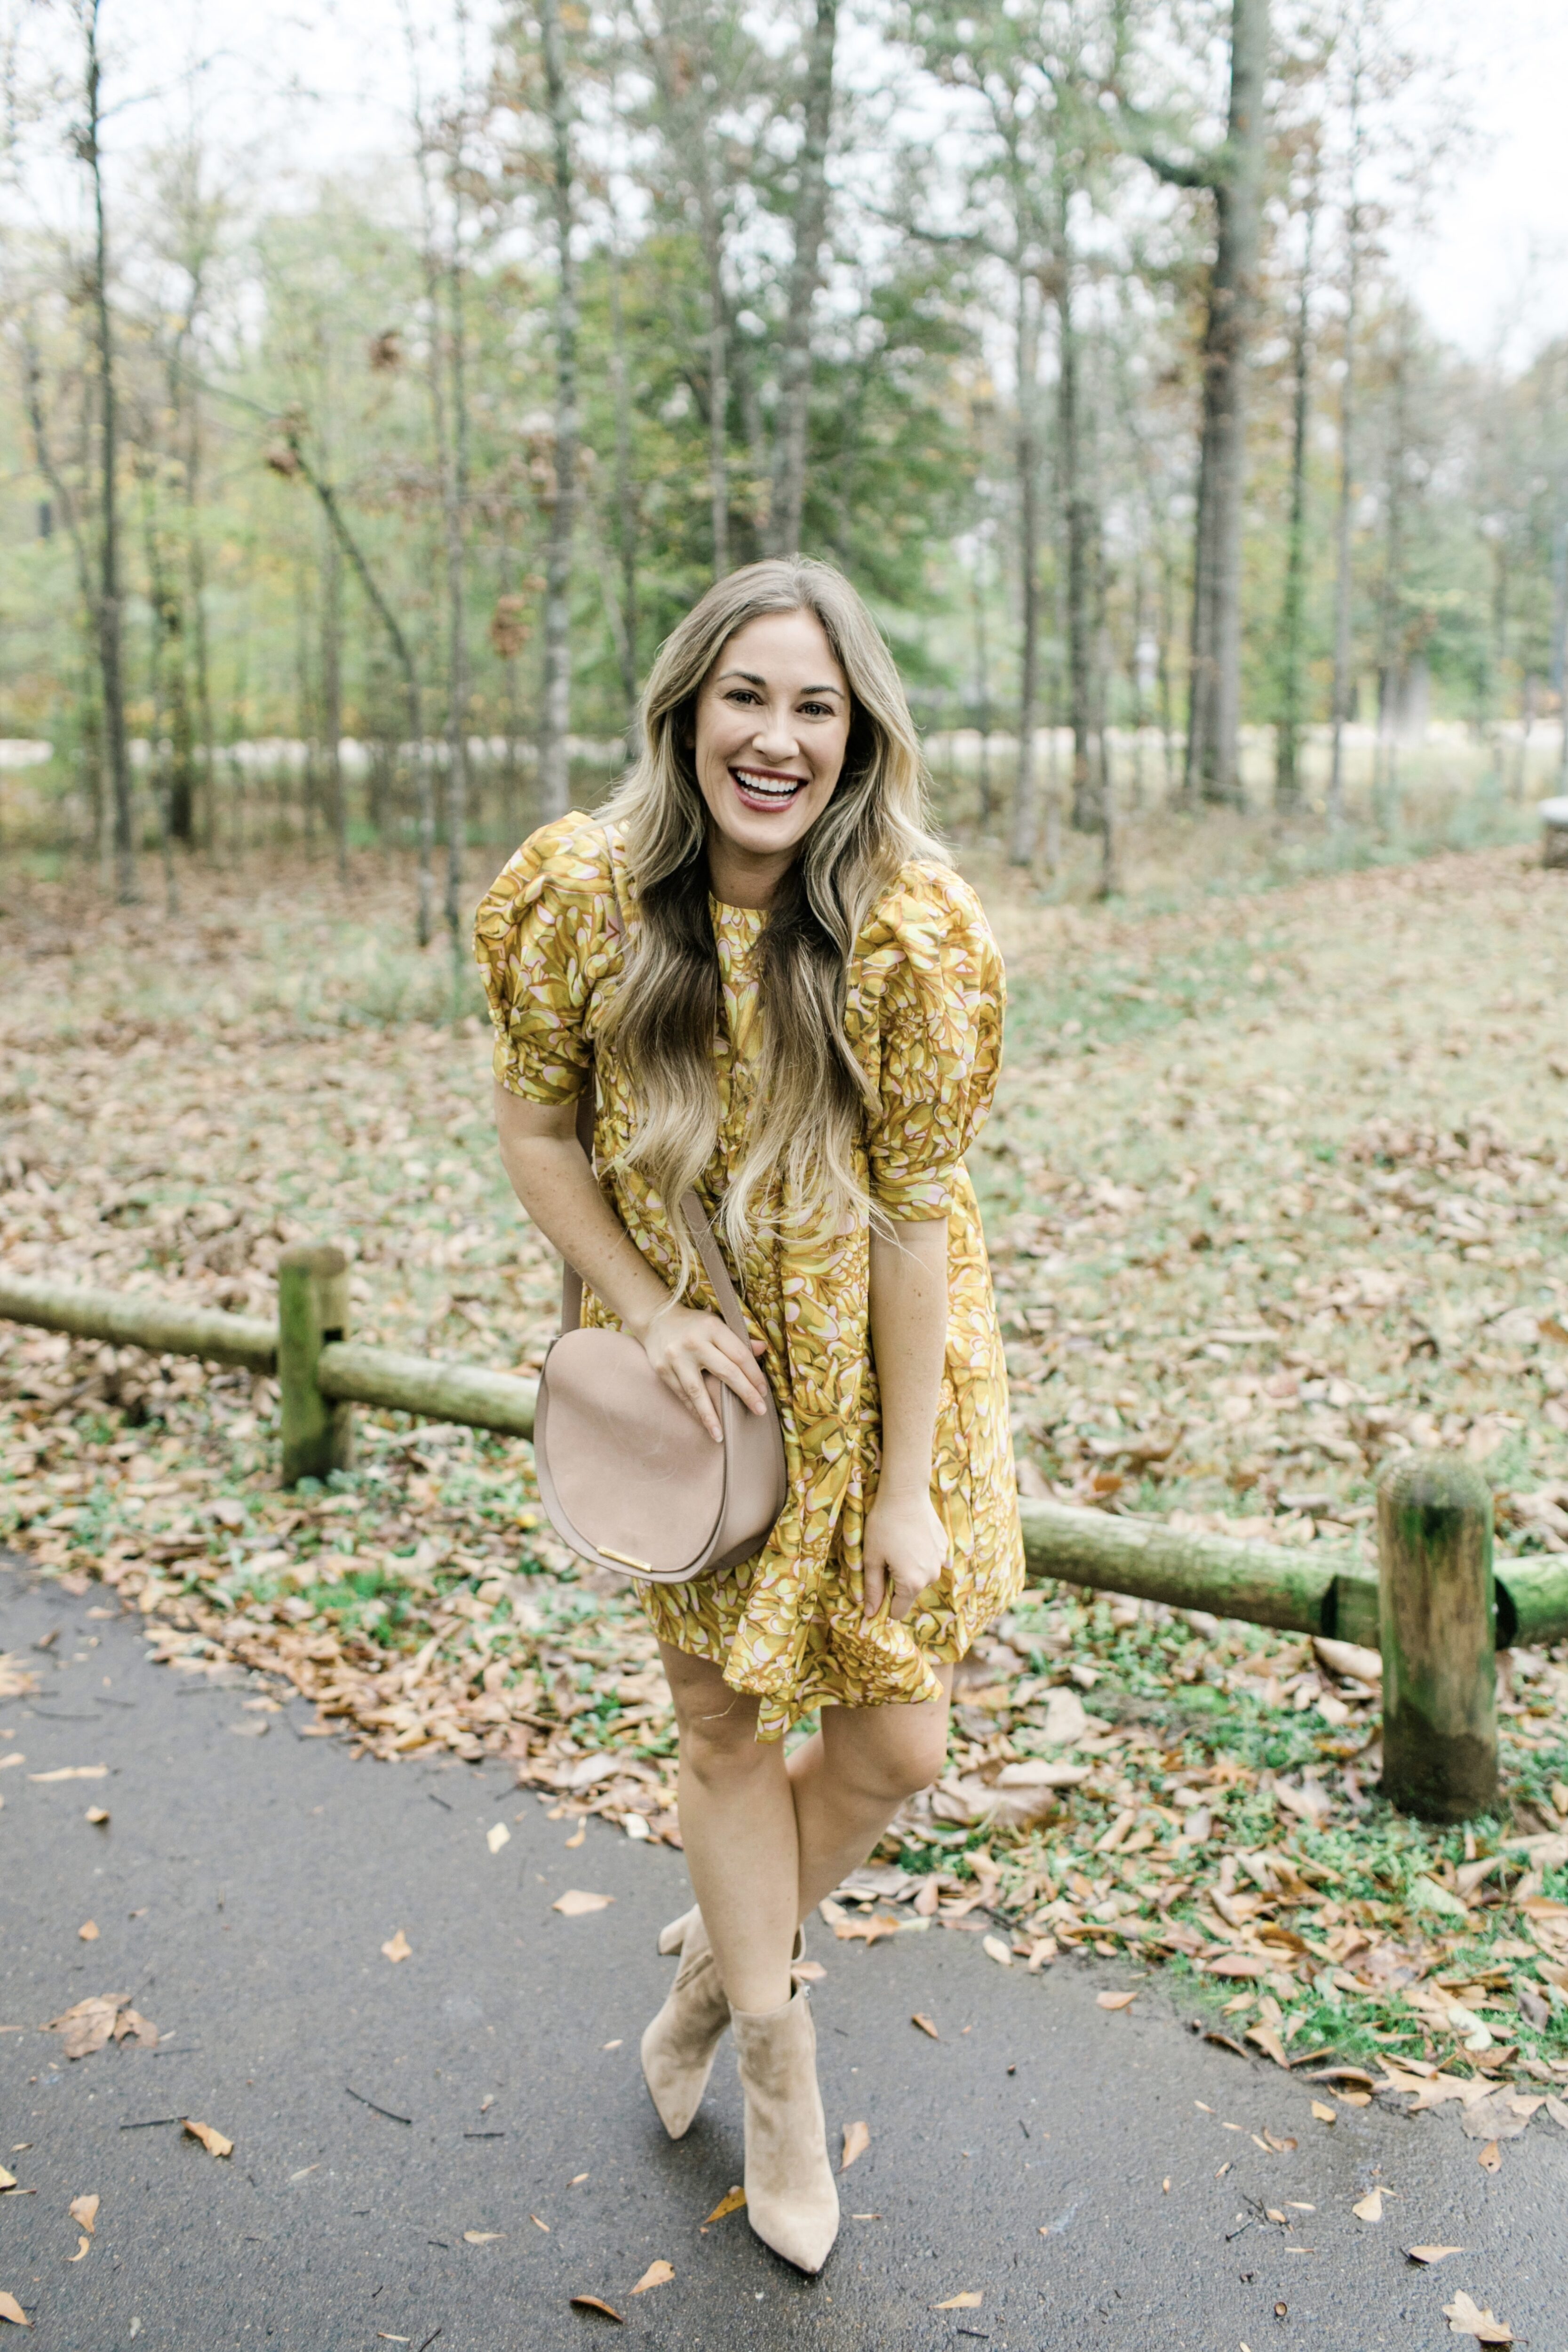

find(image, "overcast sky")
[64,0,1568,369]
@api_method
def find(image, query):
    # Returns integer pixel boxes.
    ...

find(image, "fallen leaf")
[793,1959,827,1982]
[27,1767,107,1783]
[1262,2131,1297,2153]
[486,1822,510,1855]
[1353,2189,1384,2222]
[381,1930,412,1963]
[1247,2026,1289,2068]
[1443,2289,1513,2343]
[630,2261,673,2295]
[982,1934,1012,1967]
[1544,2096,1568,2131]
[0,2172,13,2194]
[564,1825,585,1850]
[841,2120,870,2171]
[68,2195,98,2235]
[0,2292,29,2325]
[66,2237,90,2264]
[462,2231,503,2244]
[552,1891,614,1917]
[1097,1989,1138,2011]
[1311,2102,1337,2123]
[182,2121,233,2158]
[41,1998,121,2059]
[911,2013,940,2040]
[1477,2141,1502,2174]
[531,2215,550,2232]
[914,1879,940,1915]
[112,2009,158,2050]
[84,1809,109,1826]
[77,1922,98,1943]
[1408,2247,1467,2265]
[1266,2209,1287,2225]
[705,2186,746,2222]
[569,2296,623,2322]
[933,2292,983,2310]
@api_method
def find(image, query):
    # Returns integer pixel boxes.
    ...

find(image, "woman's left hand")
[861,1488,949,1622]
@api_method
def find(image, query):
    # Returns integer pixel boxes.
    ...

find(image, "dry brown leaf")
[1246,2025,1289,2068]
[462,2231,503,2244]
[1477,2141,1502,2174]
[531,2215,550,2232]
[982,1934,1012,1968]
[1408,2247,1467,2265]
[182,2120,232,2158]
[1352,2189,1384,2222]
[0,2292,29,2326]
[911,2012,940,2040]
[564,1825,585,1850]
[486,1822,510,1855]
[933,2292,983,2310]
[552,1891,613,1917]
[380,1929,412,1963]
[1097,1988,1138,2011]
[1310,2101,1337,2123]
[26,1767,106,1783]
[0,2172,14,2194]
[841,2120,870,2171]
[1443,2290,1513,2344]
[112,2009,158,2050]
[793,1959,827,1983]
[629,2261,673,2295]
[77,1922,98,1943]
[1544,2096,1568,2131]
[68,2195,97,2235]
[84,1808,108,1826]
[705,2186,746,2222]
[66,2237,90,2265]
[569,2296,623,2322]
[42,1997,121,2059]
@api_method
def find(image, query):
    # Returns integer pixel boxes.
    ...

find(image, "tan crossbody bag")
[531,837,788,1583]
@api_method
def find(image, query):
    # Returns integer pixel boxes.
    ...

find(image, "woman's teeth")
[732,768,805,807]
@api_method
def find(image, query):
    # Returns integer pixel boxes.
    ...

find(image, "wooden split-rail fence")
[4,1247,1567,1828]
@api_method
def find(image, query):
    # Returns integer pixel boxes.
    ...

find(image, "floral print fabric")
[474,815,1023,1739]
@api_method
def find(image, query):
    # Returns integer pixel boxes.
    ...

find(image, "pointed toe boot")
[730,1985,840,2276]
[640,1906,731,2140]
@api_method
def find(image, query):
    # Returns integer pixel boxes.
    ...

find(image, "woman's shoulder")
[474,813,624,942]
[856,857,998,966]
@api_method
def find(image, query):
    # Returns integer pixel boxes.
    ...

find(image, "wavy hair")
[598,557,945,1273]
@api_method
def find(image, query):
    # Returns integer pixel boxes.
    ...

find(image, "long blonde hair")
[599,558,945,1268]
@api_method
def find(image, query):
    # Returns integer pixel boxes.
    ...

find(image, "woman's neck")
[705,830,796,911]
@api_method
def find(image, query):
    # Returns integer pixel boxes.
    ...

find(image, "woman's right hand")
[637,1303,771,1443]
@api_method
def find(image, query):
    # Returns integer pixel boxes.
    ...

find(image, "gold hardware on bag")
[599,1545,653,1573]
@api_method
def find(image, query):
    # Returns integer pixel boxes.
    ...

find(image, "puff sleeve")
[472,816,616,1103]
[864,869,1005,1220]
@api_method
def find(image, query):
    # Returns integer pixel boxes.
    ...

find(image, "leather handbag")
[533,1089,788,1585]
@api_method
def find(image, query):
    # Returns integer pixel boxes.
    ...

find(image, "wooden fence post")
[1377,1454,1497,1822]
[278,1243,354,1485]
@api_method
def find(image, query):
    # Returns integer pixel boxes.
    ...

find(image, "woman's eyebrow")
[713,667,845,698]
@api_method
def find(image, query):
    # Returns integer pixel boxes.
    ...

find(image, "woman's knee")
[824,1706,949,1805]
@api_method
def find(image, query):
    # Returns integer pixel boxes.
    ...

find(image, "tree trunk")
[1327,90,1362,831]
[1056,249,1095,836]
[1183,0,1270,809]
[769,0,837,557]
[1008,270,1043,866]
[971,535,993,833]
[1274,195,1315,812]
[1372,316,1409,833]
[137,469,178,913]
[607,233,640,736]
[83,1,135,903]
[322,514,347,884]
[700,186,730,580]
[539,0,579,820]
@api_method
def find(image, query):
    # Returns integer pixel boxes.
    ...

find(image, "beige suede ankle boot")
[640,1906,731,2139]
[729,1985,840,2275]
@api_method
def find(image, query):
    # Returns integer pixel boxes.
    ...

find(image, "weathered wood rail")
[4,1253,1568,1822]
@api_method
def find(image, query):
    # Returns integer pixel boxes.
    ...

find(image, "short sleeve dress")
[474,815,1024,1740]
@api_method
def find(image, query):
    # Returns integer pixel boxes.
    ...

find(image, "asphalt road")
[2,1552,1565,2352]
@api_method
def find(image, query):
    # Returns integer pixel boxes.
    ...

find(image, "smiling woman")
[473,557,1022,2278]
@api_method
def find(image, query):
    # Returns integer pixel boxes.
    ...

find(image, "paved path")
[2,1554,1565,2352]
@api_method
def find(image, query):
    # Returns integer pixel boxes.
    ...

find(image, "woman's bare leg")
[785,1666,953,1917]
[658,1643,800,2015]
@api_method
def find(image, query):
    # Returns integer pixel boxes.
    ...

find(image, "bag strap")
[554,822,754,1351]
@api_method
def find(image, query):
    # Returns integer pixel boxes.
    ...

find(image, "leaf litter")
[2,856,1568,2093]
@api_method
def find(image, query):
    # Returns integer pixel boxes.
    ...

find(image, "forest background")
[2,0,1568,930]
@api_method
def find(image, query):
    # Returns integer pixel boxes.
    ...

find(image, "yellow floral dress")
[474,815,1023,1740]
